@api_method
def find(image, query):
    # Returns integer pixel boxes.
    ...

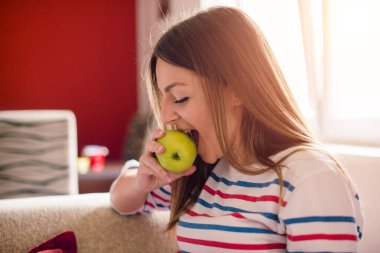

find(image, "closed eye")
[174,97,189,104]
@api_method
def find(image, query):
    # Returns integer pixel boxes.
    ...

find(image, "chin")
[198,142,221,164]
[199,153,219,164]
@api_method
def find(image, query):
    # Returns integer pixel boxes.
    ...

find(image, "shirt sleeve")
[126,184,171,215]
[278,162,364,252]
[143,184,172,212]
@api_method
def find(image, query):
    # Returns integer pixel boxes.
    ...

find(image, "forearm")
[110,169,148,214]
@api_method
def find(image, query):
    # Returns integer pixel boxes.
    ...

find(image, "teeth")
[165,124,177,130]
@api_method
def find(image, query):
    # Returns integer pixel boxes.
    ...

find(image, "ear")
[224,86,243,107]
[232,92,243,107]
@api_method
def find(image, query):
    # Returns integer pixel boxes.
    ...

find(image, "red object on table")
[82,145,109,172]
[89,155,106,172]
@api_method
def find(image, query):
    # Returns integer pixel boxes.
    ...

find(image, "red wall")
[0,0,137,160]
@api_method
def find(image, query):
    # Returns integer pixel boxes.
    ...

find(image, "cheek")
[194,111,218,147]
[182,97,216,140]
[191,108,212,131]
[182,99,211,126]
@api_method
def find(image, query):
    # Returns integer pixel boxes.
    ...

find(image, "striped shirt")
[127,147,364,252]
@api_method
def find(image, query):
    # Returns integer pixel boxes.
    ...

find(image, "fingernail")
[158,145,164,153]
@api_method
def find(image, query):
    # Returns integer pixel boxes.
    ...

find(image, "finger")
[150,129,165,141]
[144,140,165,155]
[140,153,171,183]
[139,160,170,184]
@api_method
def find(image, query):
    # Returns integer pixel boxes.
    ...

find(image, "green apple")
[156,130,197,173]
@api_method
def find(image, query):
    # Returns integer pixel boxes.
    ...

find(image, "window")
[201,0,380,147]
[322,0,380,145]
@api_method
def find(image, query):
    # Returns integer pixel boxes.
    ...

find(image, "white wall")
[333,146,380,252]
[136,0,161,115]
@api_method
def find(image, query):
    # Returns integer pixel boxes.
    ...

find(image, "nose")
[160,98,179,127]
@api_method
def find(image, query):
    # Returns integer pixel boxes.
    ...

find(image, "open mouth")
[186,129,199,147]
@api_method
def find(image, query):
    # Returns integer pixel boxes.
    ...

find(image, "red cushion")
[37,250,64,253]
[28,231,77,253]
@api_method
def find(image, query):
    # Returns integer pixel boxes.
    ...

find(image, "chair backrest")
[0,110,78,199]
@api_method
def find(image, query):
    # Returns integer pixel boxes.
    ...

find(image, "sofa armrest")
[0,193,177,253]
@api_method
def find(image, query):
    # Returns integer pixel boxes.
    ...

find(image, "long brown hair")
[146,7,317,230]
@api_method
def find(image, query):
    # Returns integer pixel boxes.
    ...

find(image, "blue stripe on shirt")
[179,220,276,234]
[284,216,356,225]
[197,198,279,222]
[156,203,165,208]
[159,186,171,196]
[357,225,363,239]
[210,172,295,192]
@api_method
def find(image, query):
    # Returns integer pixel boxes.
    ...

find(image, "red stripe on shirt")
[186,209,212,217]
[231,213,246,219]
[203,184,286,206]
[151,191,170,203]
[186,209,249,220]
[146,201,155,208]
[177,236,286,250]
[287,233,358,241]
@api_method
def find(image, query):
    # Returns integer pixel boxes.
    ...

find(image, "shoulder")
[272,147,364,245]
[272,146,343,186]
[272,147,360,213]
[220,147,344,188]
[212,148,340,190]
[213,147,354,198]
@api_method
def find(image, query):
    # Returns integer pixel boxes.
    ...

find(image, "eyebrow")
[164,82,187,93]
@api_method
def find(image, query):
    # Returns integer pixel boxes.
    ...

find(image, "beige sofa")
[0,193,177,253]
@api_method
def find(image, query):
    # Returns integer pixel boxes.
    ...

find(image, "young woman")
[110,7,363,252]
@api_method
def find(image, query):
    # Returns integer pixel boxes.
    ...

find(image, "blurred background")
[1,0,379,251]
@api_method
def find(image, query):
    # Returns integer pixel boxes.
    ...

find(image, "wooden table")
[78,161,124,193]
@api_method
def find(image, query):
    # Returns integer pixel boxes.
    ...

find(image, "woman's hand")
[136,129,196,192]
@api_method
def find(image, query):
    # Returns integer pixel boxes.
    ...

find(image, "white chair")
[0,110,78,199]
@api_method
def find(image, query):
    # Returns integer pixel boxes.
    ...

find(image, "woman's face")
[155,58,243,164]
